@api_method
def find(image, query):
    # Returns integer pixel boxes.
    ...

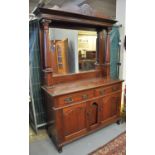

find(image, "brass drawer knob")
[82,94,88,100]
[64,97,73,103]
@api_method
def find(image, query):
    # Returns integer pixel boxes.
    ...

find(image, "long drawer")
[54,83,122,108]
[95,84,122,97]
[57,90,94,107]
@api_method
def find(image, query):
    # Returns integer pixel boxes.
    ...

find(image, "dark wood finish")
[42,78,122,97]
[100,92,121,123]
[98,31,104,65]
[39,28,44,70]
[52,70,101,85]
[95,83,122,97]
[50,40,58,73]
[103,28,112,79]
[87,99,100,130]
[43,79,123,152]
[33,7,123,152]
[42,68,53,86]
[57,90,94,107]
[55,39,69,74]
[33,7,117,29]
[39,19,54,86]
[41,19,52,69]
[95,30,105,77]
[62,103,87,141]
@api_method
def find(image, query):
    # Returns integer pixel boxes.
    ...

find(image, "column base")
[43,68,53,86]
[103,63,110,79]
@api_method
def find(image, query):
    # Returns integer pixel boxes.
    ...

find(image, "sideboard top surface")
[42,78,123,97]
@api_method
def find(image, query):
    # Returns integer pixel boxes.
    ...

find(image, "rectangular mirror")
[78,31,97,72]
[49,28,97,75]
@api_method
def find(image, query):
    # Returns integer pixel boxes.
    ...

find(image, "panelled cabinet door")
[110,92,121,117]
[50,40,58,73]
[100,92,121,123]
[100,96,111,122]
[56,39,68,74]
[87,99,100,130]
[62,103,87,140]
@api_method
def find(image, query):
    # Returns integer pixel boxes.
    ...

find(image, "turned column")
[104,27,112,79]
[95,30,104,77]
[41,19,53,86]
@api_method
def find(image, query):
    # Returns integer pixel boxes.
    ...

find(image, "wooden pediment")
[33,4,117,29]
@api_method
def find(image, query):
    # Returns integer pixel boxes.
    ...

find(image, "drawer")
[95,84,122,97]
[57,90,94,107]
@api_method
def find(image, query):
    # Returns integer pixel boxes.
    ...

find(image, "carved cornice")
[33,6,117,28]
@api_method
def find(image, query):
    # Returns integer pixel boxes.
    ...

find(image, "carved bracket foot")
[116,119,121,125]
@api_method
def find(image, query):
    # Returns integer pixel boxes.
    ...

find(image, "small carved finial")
[80,4,93,16]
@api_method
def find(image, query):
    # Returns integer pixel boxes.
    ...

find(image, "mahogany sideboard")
[33,7,124,152]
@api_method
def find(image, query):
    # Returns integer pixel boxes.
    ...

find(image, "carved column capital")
[106,27,112,34]
[95,30,105,77]
[41,19,51,30]
[40,18,53,86]
[41,19,51,24]
[103,27,112,79]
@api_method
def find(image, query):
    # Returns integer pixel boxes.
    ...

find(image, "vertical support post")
[41,19,53,86]
[104,27,112,79]
[95,30,104,77]
[98,31,104,65]
[39,28,45,70]
[42,19,52,68]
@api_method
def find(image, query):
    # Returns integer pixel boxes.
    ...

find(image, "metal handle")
[82,94,88,100]
[64,97,73,103]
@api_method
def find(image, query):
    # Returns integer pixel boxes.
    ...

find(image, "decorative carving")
[103,27,112,79]
[41,19,52,70]
[35,5,123,153]
[64,97,73,103]
[82,94,88,100]
[89,102,98,126]
[41,19,51,27]
[50,3,111,19]
[95,30,104,77]
[81,4,93,16]
[105,28,111,63]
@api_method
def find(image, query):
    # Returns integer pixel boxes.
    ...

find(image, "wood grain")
[35,7,123,153]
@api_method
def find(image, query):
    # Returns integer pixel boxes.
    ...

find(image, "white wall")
[78,35,97,51]
[116,0,126,80]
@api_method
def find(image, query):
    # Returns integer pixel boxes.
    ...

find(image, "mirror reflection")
[49,28,97,75]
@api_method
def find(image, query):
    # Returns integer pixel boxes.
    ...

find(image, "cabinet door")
[56,39,68,74]
[100,92,121,122]
[62,103,87,140]
[87,99,100,130]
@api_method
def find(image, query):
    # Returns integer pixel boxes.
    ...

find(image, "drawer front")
[95,84,122,97]
[58,90,94,107]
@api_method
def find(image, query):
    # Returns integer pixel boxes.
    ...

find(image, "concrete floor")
[29,123,126,155]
